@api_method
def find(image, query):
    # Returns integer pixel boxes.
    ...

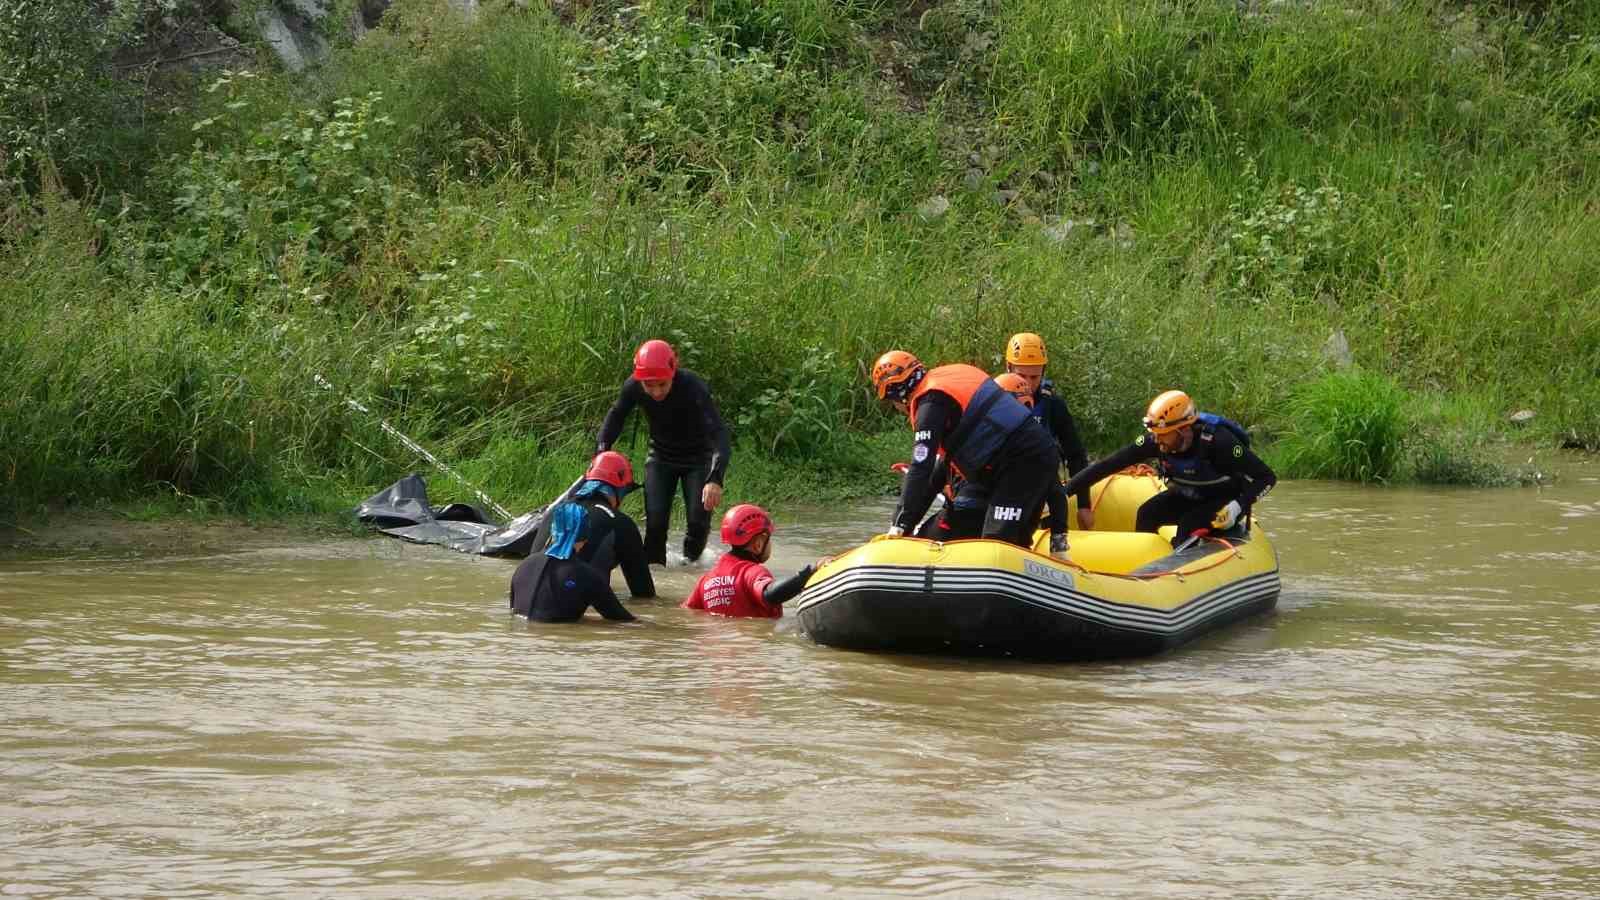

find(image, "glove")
[1049,532,1069,558]
[886,526,905,538]
[1213,500,1243,530]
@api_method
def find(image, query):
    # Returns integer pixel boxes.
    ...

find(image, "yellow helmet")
[1004,332,1048,367]
[1144,390,1197,434]
[994,372,1034,408]
[870,350,925,401]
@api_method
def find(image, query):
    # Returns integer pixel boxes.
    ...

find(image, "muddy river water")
[3,473,1598,897]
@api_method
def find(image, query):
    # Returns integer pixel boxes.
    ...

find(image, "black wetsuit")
[1032,380,1093,511]
[577,498,655,597]
[522,497,655,597]
[910,456,1066,541]
[1063,421,1277,542]
[596,370,731,564]
[894,391,1059,547]
[509,554,636,622]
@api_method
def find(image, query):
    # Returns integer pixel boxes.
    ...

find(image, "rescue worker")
[1061,390,1277,546]
[682,504,824,618]
[871,350,1062,551]
[910,376,1058,544]
[1003,333,1095,530]
[568,450,655,598]
[509,503,637,622]
[997,373,1071,555]
[596,339,731,565]
[905,452,984,540]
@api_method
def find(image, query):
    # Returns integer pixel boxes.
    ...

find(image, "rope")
[1089,465,1161,514]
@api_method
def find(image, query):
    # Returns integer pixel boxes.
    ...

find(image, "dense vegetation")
[3,0,1597,523]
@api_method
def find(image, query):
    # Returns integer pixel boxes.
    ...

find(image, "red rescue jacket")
[681,553,781,619]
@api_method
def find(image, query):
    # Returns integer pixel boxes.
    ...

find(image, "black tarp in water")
[355,474,574,558]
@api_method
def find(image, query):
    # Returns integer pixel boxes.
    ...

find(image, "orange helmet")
[1144,389,1197,434]
[1004,332,1048,367]
[870,350,925,401]
[994,372,1034,408]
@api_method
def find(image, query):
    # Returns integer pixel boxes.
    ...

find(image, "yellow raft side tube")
[794,473,1280,660]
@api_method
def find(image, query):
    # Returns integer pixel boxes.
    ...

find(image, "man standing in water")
[596,339,731,565]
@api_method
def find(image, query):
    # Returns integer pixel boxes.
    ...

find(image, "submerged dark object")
[355,474,572,558]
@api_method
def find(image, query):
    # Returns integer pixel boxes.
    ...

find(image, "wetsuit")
[893,365,1059,547]
[908,456,986,539]
[509,554,636,622]
[596,370,731,564]
[908,456,1066,541]
[575,498,655,597]
[522,497,655,597]
[681,551,815,619]
[1032,380,1093,512]
[1062,419,1277,543]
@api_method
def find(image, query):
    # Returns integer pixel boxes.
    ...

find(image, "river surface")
[3,472,1599,898]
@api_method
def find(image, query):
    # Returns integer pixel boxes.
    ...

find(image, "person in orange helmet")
[681,504,826,618]
[596,339,731,565]
[1061,390,1276,547]
[871,350,1061,550]
[1003,333,1095,530]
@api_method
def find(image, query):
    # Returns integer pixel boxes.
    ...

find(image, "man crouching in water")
[682,505,827,618]
[871,350,1062,552]
[510,503,637,623]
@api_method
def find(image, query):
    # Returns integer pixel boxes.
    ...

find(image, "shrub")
[1275,370,1409,482]
[330,0,579,178]
[1409,437,1526,487]
[158,86,418,288]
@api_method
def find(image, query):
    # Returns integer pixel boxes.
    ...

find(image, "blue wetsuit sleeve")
[893,396,954,532]
[597,381,641,453]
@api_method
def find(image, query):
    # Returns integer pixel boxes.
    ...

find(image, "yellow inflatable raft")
[794,472,1280,660]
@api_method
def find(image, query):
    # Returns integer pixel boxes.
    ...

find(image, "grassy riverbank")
[3,0,1596,523]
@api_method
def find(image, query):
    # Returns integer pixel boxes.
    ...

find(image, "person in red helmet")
[596,339,732,565]
[871,350,1061,550]
[566,450,655,598]
[681,504,825,618]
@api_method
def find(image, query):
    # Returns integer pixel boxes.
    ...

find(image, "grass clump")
[1272,371,1409,483]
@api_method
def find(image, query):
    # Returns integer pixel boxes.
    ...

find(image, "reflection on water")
[3,475,1599,897]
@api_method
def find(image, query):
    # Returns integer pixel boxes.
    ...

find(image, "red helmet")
[720,503,774,547]
[633,339,678,381]
[584,450,634,488]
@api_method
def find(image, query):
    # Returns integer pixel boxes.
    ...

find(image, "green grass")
[3,0,1598,524]
[1268,370,1409,483]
